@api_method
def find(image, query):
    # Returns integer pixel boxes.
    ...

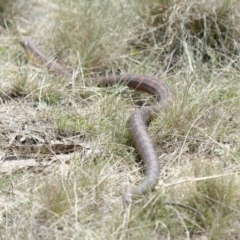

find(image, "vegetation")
[0,0,240,239]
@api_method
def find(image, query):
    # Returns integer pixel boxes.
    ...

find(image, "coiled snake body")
[19,37,174,203]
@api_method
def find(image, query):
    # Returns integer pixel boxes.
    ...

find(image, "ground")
[1,0,240,239]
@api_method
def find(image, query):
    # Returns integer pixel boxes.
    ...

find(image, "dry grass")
[1,0,240,239]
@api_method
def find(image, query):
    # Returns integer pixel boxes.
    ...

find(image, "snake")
[19,37,174,203]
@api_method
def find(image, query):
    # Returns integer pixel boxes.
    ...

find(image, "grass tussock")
[37,178,72,222]
[1,0,240,239]
[48,0,136,72]
[132,0,240,71]
[183,164,239,239]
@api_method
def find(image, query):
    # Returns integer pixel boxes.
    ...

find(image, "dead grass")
[131,0,240,72]
[1,0,240,239]
[184,164,239,239]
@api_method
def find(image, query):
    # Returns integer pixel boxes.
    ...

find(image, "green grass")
[184,164,239,239]
[1,0,240,239]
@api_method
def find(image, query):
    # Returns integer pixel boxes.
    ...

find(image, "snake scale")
[19,37,174,203]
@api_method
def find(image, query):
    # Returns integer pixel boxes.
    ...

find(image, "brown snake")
[19,37,174,203]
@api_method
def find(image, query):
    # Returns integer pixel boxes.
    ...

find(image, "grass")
[184,164,239,239]
[1,0,240,239]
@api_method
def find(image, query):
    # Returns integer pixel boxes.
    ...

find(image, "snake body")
[19,37,174,203]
